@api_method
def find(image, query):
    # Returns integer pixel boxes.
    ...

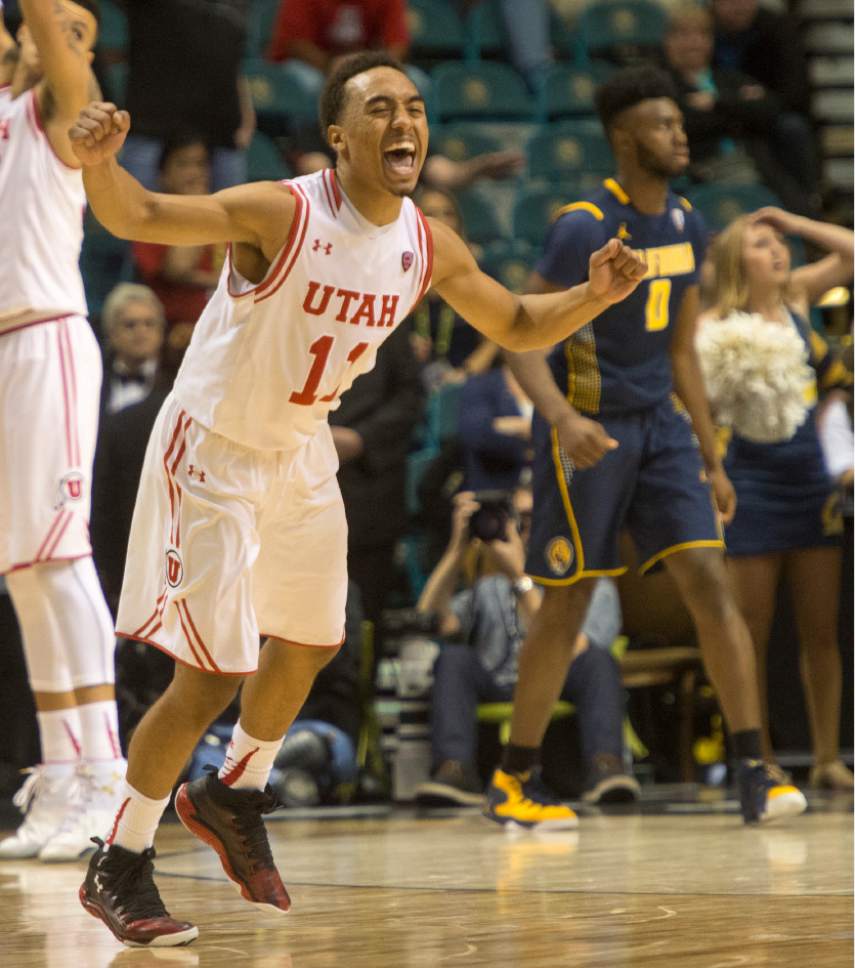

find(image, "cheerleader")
[703,208,853,788]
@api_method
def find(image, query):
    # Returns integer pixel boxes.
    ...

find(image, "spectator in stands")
[459,360,533,491]
[415,488,639,806]
[99,283,167,417]
[710,0,819,211]
[703,207,854,790]
[269,0,420,92]
[120,0,255,191]
[408,187,498,389]
[662,3,812,214]
[461,0,553,92]
[329,324,425,632]
[132,133,225,372]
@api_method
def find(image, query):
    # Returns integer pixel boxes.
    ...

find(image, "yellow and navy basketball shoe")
[737,760,807,824]
[484,768,578,830]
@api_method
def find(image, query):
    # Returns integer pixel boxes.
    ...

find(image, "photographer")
[414,488,639,806]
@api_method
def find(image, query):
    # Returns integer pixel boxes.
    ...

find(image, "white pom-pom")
[696,312,813,444]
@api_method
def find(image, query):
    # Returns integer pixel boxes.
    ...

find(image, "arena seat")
[432,62,535,122]
[243,58,317,133]
[246,0,281,59]
[579,0,667,63]
[407,0,466,62]
[686,183,782,230]
[540,65,598,120]
[428,126,504,164]
[526,123,613,180]
[456,186,507,244]
[246,131,292,182]
[479,239,536,292]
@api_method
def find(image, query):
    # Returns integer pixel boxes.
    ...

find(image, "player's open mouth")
[383,145,417,175]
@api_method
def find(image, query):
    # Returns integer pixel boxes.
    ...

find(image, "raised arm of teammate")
[429,217,647,351]
[19,0,99,165]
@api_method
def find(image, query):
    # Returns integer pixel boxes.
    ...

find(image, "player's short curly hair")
[595,66,678,133]
[319,51,410,144]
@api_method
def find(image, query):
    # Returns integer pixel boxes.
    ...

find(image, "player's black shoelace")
[92,838,171,920]
[230,790,279,874]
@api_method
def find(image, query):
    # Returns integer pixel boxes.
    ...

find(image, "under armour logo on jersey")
[402,251,414,272]
[312,239,333,255]
[617,223,631,241]
[187,464,206,483]
[0,119,9,141]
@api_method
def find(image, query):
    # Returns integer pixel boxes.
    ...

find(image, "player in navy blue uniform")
[704,207,853,791]
[484,66,807,829]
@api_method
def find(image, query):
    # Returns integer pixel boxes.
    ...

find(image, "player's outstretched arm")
[69,102,293,254]
[430,219,646,351]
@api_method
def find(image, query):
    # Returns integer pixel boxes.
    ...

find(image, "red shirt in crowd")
[133,242,221,331]
[269,0,409,63]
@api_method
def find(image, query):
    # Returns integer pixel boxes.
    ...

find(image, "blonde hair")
[102,283,165,336]
[708,215,795,318]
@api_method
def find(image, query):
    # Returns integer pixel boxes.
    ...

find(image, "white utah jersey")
[0,89,88,333]
[174,169,433,451]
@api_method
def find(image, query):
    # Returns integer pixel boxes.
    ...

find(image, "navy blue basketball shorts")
[527,397,724,585]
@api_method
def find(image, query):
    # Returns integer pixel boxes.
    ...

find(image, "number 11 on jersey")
[289,335,369,406]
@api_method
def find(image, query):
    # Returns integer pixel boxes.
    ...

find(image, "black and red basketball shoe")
[79,838,199,947]
[174,770,290,913]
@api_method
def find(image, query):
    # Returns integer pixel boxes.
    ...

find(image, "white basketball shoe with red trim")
[40,760,127,862]
[0,766,80,859]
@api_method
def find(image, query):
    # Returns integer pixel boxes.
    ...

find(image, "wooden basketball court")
[2,791,852,967]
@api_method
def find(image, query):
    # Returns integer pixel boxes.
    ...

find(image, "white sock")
[106,781,170,854]
[37,708,82,766]
[78,700,123,763]
[218,722,283,791]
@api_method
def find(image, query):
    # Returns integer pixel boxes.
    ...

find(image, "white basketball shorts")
[0,316,101,575]
[116,393,348,674]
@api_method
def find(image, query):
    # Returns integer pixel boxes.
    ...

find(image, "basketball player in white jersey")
[69,51,646,947]
[0,0,125,863]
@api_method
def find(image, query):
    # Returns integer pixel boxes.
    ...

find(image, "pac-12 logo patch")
[402,251,414,272]
[165,548,184,588]
[55,471,85,508]
[671,208,685,233]
[546,537,574,576]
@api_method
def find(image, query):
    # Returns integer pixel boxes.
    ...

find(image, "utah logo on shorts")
[54,470,85,509]
[546,537,574,576]
[165,548,184,588]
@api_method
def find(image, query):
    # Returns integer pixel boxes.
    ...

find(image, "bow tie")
[115,371,148,387]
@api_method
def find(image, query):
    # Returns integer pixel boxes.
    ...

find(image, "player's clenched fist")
[586,238,647,305]
[68,102,131,166]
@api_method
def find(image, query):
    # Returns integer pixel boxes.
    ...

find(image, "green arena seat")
[407,0,466,60]
[541,65,598,120]
[479,239,536,293]
[527,124,613,180]
[456,186,507,244]
[246,0,281,58]
[246,132,292,182]
[428,126,504,163]
[686,183,782,231]
[432,62,535,122]
[579,0,667,61]
[513,182,608,247]
[243,58,317,133]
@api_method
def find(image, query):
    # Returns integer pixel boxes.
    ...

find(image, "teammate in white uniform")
[70,51,647,948]
[0,0,125,864]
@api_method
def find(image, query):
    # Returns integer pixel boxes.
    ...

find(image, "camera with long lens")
[468,489,514,542]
